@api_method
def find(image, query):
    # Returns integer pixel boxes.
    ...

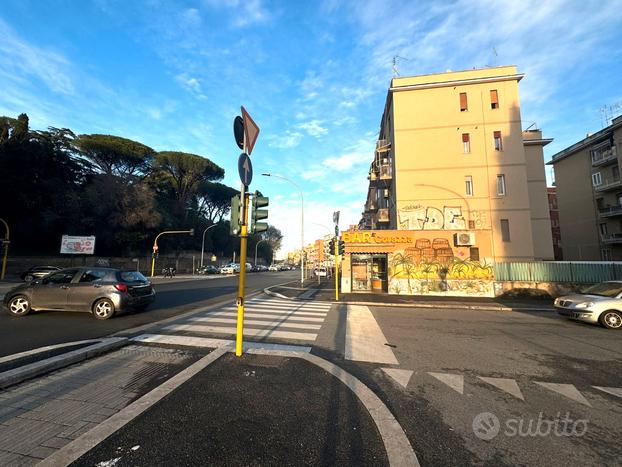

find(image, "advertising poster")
[60,235,96,255]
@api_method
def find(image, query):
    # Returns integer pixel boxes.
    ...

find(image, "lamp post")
[150,229,194,278]
[262,173,304,287]
[254,239,267,266]
[200,224,218,268]
[0,218,9,280]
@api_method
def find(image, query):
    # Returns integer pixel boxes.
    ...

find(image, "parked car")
[555,281,622,329]
[197,265,218,275]
[314,267,328,277]
[3,267,155,320]
[20,266,61,282]
[268,264,279,272]
[219,263,240,274]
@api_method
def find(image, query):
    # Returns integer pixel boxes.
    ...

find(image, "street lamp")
[262,173,305,287]
[200,224,218,268]
[0,218,9,280]
[254,239,267,266]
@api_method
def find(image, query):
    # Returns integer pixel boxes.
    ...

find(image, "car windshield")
[582,282,622,297]
[119,271,148,282]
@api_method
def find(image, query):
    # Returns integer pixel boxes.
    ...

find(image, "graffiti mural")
[388,237,494,296]
[398,205,466,230]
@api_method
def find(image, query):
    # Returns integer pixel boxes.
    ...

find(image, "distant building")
[547,187,563,260]
[548,115,622,260]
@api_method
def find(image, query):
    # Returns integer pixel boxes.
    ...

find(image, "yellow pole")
[150,247,157,278]
[235,192,250,357]
[334,238,339,301]
[0,218,9,280]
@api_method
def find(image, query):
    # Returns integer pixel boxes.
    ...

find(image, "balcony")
[602,233,622,245]
[594,177,621,192]
[599,205,622,217]
[379,164,393,180]
[377,208,390,223]
[592,147,617,167]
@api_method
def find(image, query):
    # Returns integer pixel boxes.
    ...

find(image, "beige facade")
[549,115,622,260]
[361,66,553,263]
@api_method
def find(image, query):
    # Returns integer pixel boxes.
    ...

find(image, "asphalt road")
[331,306,622,466]
[0,271,298,357]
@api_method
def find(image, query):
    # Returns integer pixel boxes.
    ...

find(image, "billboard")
[60,235,96,255]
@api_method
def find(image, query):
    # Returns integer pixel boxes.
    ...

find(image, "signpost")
[333,211,340,301]
[233,106,261,357]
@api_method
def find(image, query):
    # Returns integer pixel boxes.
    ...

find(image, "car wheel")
[600,310,622,330]
[7,295,31,317]
[92,298,115,320]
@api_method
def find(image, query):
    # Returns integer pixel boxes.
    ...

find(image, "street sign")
[233,116,244,150]
[238,153,253,186]
[333,211,340,225]
[241,106,260,155]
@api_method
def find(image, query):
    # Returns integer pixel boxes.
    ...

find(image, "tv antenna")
[392,55,409,77]
[599,102,622,127]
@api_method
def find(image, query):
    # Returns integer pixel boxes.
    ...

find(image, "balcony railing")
[377,208,390,223]
[379,164,392,180]
[592,147,617,166]
[599,205,622,217]
[594,177,621,192]
[602,233,622,244]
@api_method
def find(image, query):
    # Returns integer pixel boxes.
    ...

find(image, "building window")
[470,247,480,261]
[465,176,473,196]
[592,172,602,186]
[500,219,511,242]
[462,133,471,153]
[460,92,468,112]
[490,90,499,109]
[468,220,476,229]
[496,174,506,196]
[494,131,503,151]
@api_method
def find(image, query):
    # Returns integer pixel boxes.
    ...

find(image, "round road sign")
[238,153,253,186]
[233,116,244,150]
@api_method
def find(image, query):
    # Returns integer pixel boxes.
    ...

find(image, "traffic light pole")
[235,189,249,357]
[334,236,339,301]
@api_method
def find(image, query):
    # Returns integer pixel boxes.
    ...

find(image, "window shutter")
[460,92,467,110]
[493,131,501,138]
[490,90,499,105]
[462,133,470,143]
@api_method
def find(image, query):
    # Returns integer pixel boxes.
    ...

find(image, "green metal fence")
[493,262,622,283]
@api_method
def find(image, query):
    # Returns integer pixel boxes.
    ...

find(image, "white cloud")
[204,0,271,28]
[175,73,208,100]
[180,8,202,27]
[297,120,328,137]
[321,138,375,171]
[267,131,303,149]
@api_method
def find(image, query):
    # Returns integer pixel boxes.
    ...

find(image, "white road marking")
[164,323,318,341]
[592,386,622,399]
[534,382,592,407]
[345,305,398,364]
[219,306,327,317]
[204,311,325,322]
[188,317,321,330]
[382,368,413,388]
[478,377,524,400]
[428,373,464,394]
[132,334,311,352]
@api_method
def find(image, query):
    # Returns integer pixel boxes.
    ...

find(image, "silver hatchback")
[3,267,155,320]
[555,281,622,330]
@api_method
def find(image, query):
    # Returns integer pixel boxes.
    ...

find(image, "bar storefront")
[340,229,495,297]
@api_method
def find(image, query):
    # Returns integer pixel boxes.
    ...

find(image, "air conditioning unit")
[454,232,475,246]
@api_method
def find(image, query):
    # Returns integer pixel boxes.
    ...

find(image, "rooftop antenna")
[392,55,409,77]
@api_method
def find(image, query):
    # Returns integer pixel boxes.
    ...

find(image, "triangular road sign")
[534,382,591,407]
[241,106,260,156]
[428,372,464,394]
[478,377,524,400]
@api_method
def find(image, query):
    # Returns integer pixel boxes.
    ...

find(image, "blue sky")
[1,0,621,257]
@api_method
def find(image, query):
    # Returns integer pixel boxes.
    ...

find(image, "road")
[0,271,298,357]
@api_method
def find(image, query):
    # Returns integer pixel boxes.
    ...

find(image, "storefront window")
[351,254,388,292]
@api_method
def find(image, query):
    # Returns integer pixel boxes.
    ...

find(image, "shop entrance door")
[351,254,388,293]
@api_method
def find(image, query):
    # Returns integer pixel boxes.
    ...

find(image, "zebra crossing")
[133,296,332,347]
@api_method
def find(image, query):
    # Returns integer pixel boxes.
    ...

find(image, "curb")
[0,337,128,389]
[263,285,554,312]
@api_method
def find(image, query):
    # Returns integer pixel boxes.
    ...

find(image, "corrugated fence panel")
[493,262,622,283]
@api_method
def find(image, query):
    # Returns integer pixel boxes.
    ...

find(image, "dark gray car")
[3,267,155,320]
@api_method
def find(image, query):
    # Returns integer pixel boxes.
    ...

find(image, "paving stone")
[67,422,98,439]
[28,445,57,460]
[0,449,24,464]
[40,436,70,449]
[57,420,89,439]
[0,418,65,455]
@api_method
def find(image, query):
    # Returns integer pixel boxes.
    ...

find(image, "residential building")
[350,66,553,296]
[547,187,563,260]
[548,115,622,260]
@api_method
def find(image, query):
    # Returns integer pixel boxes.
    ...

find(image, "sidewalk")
[266,279,556,311]
[1,343,417,466]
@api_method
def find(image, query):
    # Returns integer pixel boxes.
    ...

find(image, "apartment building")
[548,115,622,260]
[349,66,553,296]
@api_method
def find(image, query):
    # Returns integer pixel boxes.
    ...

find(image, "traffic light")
[230,195,241,235]
[251,191,269,233]
[338,239,345,255]
[328,238,335,254]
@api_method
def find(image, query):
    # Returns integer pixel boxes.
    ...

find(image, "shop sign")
[342,231,413,244]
